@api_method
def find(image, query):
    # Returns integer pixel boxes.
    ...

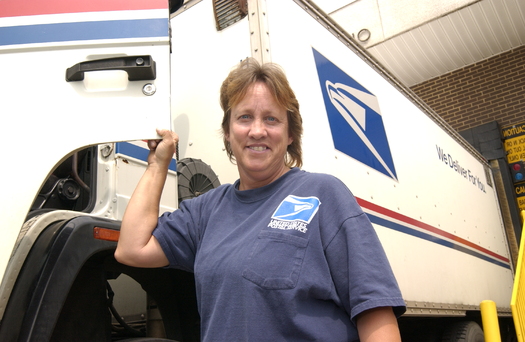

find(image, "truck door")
[0,0,172,282]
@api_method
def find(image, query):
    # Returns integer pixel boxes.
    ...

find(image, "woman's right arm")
[114,129,178,268]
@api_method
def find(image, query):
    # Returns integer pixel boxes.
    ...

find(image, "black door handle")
[66,55,156,82]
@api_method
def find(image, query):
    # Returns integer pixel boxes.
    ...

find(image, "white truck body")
[0,0,516,340]
[171,0,514,312]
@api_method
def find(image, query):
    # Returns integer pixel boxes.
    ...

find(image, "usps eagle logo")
[271,195,321,224]
[312,48,398,181]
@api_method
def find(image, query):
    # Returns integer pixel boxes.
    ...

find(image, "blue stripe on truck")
[367,213,511,270]
[116,142,176,172]
[0,18,168,47]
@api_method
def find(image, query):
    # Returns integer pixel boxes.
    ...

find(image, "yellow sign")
[503,123,525,164]
[516,184,525,211]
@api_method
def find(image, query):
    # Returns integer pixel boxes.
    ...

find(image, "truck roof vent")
[213,0,248,31]
[177,158,221,204]
[169,0,184,14]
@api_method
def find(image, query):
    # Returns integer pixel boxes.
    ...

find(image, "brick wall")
[410,45,525,132]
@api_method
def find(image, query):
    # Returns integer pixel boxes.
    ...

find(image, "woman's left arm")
[357,307,402,342]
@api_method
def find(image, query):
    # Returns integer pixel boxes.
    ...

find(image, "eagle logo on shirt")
[268,195,321,233]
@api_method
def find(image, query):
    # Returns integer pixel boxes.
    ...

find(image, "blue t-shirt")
[153,168,405,341]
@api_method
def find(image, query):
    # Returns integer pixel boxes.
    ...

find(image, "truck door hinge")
[247,0,271,64]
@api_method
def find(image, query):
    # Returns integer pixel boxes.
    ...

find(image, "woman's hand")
[147,128,179,169]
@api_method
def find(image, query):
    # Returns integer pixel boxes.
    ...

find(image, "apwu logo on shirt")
[267,195,321,233]
[312,48,398,181]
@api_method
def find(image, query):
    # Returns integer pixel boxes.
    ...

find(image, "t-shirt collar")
[233,167,300,203]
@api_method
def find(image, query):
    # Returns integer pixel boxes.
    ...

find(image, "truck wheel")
[441,321,484,342]
[177,158,220,204]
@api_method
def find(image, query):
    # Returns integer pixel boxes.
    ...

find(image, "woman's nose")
[249,119,267,139]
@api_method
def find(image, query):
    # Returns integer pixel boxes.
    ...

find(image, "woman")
[115,58,405,341]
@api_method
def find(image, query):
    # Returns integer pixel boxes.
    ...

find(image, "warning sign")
[516,184,525,212]
[504,123,525,218]
[502,122,525,164]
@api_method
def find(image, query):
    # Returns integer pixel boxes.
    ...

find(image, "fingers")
[156,128,179,142]
[148,139,159,150]
[156,129,179,147]
[148,129,179,151]
[146,129,179,167]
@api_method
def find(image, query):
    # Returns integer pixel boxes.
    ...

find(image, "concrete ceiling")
[319,0,525,87]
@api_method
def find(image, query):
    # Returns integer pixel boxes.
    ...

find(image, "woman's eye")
[239,114,250,120]
[266,117,276,122]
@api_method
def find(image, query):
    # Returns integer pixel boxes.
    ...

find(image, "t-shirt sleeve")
[152,199,202,272]
[324,208,406,323]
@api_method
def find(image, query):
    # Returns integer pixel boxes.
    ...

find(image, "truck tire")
[441,321,484,342]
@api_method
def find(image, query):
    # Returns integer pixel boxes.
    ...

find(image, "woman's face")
[226,82,293,189]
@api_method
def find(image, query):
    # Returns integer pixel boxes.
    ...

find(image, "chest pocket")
[242,230,309,290]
